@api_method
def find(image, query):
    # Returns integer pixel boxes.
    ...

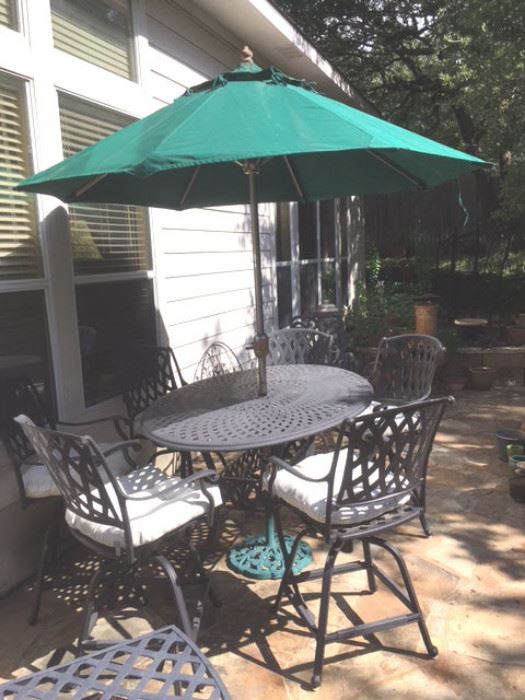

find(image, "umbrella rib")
[75,174,107,197]
[283,156,304,200]
[366,150,425,189]
[180,165,201,207]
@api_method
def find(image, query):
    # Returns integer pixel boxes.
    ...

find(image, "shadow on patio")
[0,386,523,699]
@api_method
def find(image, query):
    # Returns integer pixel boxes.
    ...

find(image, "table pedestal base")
[227,517,312,579]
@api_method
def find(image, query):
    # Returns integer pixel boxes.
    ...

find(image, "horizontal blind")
[59,94,151,275]
[51,0,134,80]
[0,73,41,280]
[0,0,16,29]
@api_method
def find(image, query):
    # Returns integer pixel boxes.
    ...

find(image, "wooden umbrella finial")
[241,46,254,64]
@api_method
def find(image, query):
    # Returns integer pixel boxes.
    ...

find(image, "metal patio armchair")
[193,341,262,509]
[268,327,334,366]
[0,375,133,624]
[290,314,356,369]
[369,334,445,404]
[364,335,445,536]
[265,396,452,688]
[116,345,187,425]
[15,416,222,649]
[194,341,243,382]
[116,345,189,474]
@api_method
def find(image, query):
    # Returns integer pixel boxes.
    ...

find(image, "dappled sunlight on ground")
[0,386,523,698]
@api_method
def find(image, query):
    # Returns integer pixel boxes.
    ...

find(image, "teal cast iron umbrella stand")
[227,503,312,579]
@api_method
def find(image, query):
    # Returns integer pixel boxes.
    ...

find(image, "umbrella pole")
[246,168,268,396]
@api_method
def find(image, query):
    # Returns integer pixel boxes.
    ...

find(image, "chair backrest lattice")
[0,376,55,502]
[268,328,334,366]
[15,416,131,550]
[194,342,242,382]
[324,397,450,534]
[370,334,445,403]
[116,346,184,420]
[290,315,348,368]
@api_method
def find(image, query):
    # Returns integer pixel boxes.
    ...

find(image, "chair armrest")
[118,469,218,501]
[267,456,328,483]
[102,440,142,457]
[100,439,141,468]
[57,414,132,440]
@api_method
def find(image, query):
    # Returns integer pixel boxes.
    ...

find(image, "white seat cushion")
[65,464,222,550]
[21,442,132,500]
[265,449,409,526]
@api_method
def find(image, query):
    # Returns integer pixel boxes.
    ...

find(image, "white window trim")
[0,0,158,421]
[274,200,348,325]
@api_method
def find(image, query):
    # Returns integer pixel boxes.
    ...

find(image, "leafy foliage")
[276,0,525,225]
[347,282,415,347]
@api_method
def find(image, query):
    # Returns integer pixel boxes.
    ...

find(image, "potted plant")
[414,293,440,336]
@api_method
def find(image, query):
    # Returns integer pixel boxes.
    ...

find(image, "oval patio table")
[141,364,372,578]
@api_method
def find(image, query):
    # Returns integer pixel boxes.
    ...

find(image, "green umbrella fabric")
[17,61,490,208]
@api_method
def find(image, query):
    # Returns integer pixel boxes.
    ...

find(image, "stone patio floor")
[0,387,524,698]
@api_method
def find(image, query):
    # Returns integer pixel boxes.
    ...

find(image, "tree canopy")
[276,0,525,238]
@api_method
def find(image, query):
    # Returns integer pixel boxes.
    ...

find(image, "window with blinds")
[0,72,41,280]
[50,0,134,80]
[0,0,17,29]
[59,94,151,275]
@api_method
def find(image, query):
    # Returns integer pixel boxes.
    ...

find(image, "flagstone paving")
[0,387,523,698]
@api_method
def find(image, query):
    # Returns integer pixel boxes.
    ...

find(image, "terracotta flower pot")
[414,303,439,336]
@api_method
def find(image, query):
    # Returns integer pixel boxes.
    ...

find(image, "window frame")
[0,0,160,422]
[49,0,138,83]
[0,0,19,33]
[58,92,155,409]
[274,199,351,326]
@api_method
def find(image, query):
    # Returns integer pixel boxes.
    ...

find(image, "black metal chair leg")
[28,500,61,625]
[189,542,222,609]
[362,539,376,593]
[371,537,438,658]
[419,512,432,537]
[78,562,108,652]
[153,554,194,641]
[311,541,340,689]
[273,511,308,613]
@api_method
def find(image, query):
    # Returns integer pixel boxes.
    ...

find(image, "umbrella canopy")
[17,49,490,396]
[18,58,489,208]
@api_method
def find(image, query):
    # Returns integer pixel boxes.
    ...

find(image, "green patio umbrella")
[17,48,490,396]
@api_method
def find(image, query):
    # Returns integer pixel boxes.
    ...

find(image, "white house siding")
[0,0,362,593]
[146,0,277,380]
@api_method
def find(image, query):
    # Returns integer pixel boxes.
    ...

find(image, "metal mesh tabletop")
[0,626,230,700]
[141,365,372,452]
